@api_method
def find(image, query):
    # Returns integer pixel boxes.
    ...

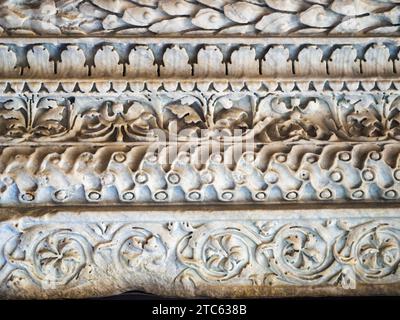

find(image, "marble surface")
[1,205,400,299]
[0,0,399,298]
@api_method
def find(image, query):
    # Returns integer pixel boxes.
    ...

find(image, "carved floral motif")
[0,0,399,301]
[2,212,400,297]
[176,219,400,290]
[32,231,88,286]
[0,93,399,143]
[78,101,159,142]
[0,97,71,142]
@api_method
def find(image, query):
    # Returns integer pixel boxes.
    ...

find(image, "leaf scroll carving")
[1,0,400,35]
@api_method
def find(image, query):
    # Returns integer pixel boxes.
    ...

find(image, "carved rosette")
[334,223,400,284]
[257,224,334,285]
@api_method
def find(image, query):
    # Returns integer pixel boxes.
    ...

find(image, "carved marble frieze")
[0,42,398,81]
[0,0,399,36]
[1,207,400,299]
[1,142,400,204]
[0,90,399,206]
[1,92,400,143]
[0,0,400,299]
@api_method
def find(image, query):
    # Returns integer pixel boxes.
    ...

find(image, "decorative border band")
[0,43,398,80]
[0,142,399,204]
[1,206,400,298]
[1,0,400,36]
[1,92,399,144]
[1,0,400,300]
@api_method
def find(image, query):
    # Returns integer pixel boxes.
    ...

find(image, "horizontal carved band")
[2,0,400,300]
[0,143,399,204]
[0,92,399,144]
[1,79,400,95]
[1,207,400,298]
[1,0,400,36]
[0,43,399,80]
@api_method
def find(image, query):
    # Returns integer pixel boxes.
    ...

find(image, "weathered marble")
[0,0,399,299]
[2,206,400,299]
